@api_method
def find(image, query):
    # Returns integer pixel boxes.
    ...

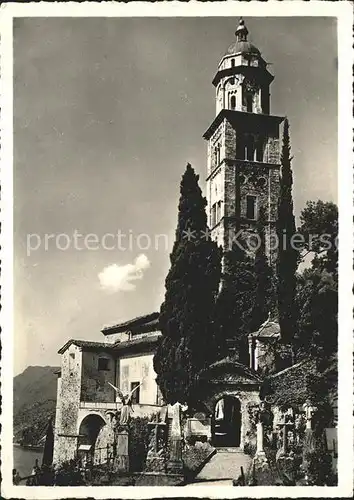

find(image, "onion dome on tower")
[211,18,274,115]
[225,18,261,57]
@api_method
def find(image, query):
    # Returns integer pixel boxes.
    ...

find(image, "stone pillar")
[282,422,288,454]
[254,340,260,371]
[248,337,254,369]
[167,403,184,475]
[256,421,265,455]
[113,430,129,473]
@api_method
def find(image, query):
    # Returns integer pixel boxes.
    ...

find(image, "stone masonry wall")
[266,136,280,164]
[223,121,237,222]
[219,115,280,261]
[53,375,62,465]
[80,350,116,403]
[53,344,82,465]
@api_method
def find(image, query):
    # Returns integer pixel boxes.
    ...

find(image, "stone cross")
[278,418,294,455]
[302,402,317,430]
[147,421,166,453]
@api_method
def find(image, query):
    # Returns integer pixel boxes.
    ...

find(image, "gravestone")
[167,402,184,474]
[302,403,317,459]
[186,414,211,443]
[278,417,294,455]
[275,413,296,484]
[113,430,129,473]
[145,421,167,472]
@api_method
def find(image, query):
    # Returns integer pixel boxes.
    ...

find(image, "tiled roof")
[200,355,262,382]
[225,40,260,57]
[58,333,161,355]
[102,312,159,335]
[58,339,114,354]
[113,333,161,351]
[249,321,280,338]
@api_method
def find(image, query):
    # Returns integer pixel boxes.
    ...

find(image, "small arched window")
[230,95,236,110]
[231,58,235,67]
[211,203,217,227]
[246,94,253,112]
[246,136,255,161]
[217,201,222,222]
[215,143,221,165]
[256,142,264,162]
[214,146,218,166]
[246,195,257,220]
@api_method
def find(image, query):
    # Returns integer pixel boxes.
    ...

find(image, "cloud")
[98,254,150,293]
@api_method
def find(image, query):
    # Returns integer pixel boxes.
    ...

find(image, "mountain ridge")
[14,365,59,445]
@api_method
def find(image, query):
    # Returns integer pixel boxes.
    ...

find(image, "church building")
[53,19,284,465]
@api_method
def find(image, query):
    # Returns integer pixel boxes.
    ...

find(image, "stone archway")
[212,395,241,447]
[78,414,106,465]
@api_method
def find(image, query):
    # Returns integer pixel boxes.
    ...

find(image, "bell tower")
[203,19,284,264]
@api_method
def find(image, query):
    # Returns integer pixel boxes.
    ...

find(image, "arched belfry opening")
[212,395,241,447]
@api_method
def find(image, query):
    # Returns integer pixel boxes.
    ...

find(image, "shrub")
[304,449,333,485]
[54,459,84,486]
[128,417,151,472]
[243,441,256,457]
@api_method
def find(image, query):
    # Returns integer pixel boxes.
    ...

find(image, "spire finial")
[235,17,249,42]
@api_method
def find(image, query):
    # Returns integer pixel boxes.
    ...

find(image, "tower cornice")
[206,158,281,182]
[212,64,274,88]
[203,109,285,141]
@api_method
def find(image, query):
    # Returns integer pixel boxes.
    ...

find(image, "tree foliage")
[153,164,222,405]
[298,200,338,275]
[276,118,299,345]
[295,268,337,365]
[215,241,256,364]
[295,200,338,366]
[128,417,151,472]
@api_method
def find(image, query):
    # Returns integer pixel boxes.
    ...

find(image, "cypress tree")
[276,118,298,345]
[153,164,222,405]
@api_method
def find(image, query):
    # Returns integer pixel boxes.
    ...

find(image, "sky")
[13,16,337,374]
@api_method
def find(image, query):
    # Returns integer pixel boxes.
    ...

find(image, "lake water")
[13,445,43,478]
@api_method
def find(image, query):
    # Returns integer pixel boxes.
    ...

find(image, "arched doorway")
[78,414,106,466]
[212,396,241,447]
